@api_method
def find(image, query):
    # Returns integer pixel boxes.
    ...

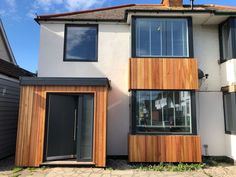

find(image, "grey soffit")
[35,4,236,23]
[20,77,111,88]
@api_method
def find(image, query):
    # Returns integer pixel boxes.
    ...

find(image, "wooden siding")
[129,135,202,163]
[129,58,198,90]
[0,78,19,159]
[15,86,108,167]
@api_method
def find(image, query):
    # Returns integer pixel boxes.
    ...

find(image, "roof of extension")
[0,58,35,79]
[35,3,236,22]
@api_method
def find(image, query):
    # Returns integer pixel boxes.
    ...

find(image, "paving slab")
[1,157,236,177]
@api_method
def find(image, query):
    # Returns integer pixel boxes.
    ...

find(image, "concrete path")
[0,157,236,177]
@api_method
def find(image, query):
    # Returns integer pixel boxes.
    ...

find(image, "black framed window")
[223,92,236,135]
[219,18,236,62]
[131,90,196,135]
[132,17,193,58]
[64,25,98,61]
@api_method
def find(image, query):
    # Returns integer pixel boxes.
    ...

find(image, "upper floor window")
[220,18,236,62]
[64,24,98,62]
[132,17,192,58]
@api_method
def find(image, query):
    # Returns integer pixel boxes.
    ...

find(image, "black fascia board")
[20,77,110,88]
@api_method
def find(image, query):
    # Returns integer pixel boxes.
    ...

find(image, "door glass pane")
[77,94,94,161]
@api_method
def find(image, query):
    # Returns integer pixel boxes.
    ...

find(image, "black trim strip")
[20,77,110,88]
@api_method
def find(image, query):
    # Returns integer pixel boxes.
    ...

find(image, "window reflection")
[135,91,192,134]
[65,25,97,61]
[135,18,189,57]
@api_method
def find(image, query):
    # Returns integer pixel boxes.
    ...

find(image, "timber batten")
[128,135,202,163]
[129,58,199,90]
[15,78,109,167]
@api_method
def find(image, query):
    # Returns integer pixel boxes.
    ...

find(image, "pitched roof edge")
[34,3,236,24]
[0,58,35,79]
[35,4,136,20]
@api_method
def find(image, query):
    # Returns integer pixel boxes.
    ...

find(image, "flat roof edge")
[20,77,110,88]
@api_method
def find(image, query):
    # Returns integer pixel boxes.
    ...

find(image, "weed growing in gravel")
[12,167,24,173]
[132,162,206,172]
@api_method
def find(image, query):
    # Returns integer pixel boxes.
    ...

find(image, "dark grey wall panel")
[0,78,19,159]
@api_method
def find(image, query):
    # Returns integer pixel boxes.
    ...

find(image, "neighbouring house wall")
[0,31,11,63]
[38,23,130,155]
[220,59,236,87]
[225,134,236,162]
[193,25,226,156]
[0,77,20,159]
[197,92,225,156]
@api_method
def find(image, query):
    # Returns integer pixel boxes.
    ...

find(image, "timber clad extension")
[16,78,109,167]
[15,0,236,167]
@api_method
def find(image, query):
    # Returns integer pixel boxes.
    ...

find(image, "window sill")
[63,59,98,62]
[225,131,236,135]
[132,56,192,59]
[131,132,197,136]
[219,58,236,64]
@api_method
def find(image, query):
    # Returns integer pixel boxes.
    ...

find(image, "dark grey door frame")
[44,93,94,162]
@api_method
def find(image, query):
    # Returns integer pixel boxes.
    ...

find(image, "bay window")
[223,92,236,134]
[132,17,193,58]
[132,90,196,134]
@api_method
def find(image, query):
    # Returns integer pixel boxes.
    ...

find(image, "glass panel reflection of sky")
[65,26,97,61]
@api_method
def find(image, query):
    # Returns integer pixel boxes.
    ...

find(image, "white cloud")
[26,0,106,19]
[0,10,6,16]
[0,0,17,19]
[65,0,106,11]
[5,0,16,8]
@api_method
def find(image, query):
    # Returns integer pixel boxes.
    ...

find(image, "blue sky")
[0,0,236,72]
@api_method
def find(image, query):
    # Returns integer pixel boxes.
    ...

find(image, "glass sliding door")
[77,94,94,161]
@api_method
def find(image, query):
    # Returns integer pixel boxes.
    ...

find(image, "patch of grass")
[132,162,206,172]
[12,167,24,173]
[26,167,37,172]
[105,167,113,171]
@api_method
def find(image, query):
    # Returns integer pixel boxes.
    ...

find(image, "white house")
[15,0,236,167]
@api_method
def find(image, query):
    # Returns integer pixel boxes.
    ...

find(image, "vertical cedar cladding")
[161,0,183,7]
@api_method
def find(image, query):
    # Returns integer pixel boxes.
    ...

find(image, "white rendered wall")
[197,92,225,156]
[38,22,231,158]
[225,134,236,162]
[193,25,226,156]
[38,23,130,155]
[220,59,236,87]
